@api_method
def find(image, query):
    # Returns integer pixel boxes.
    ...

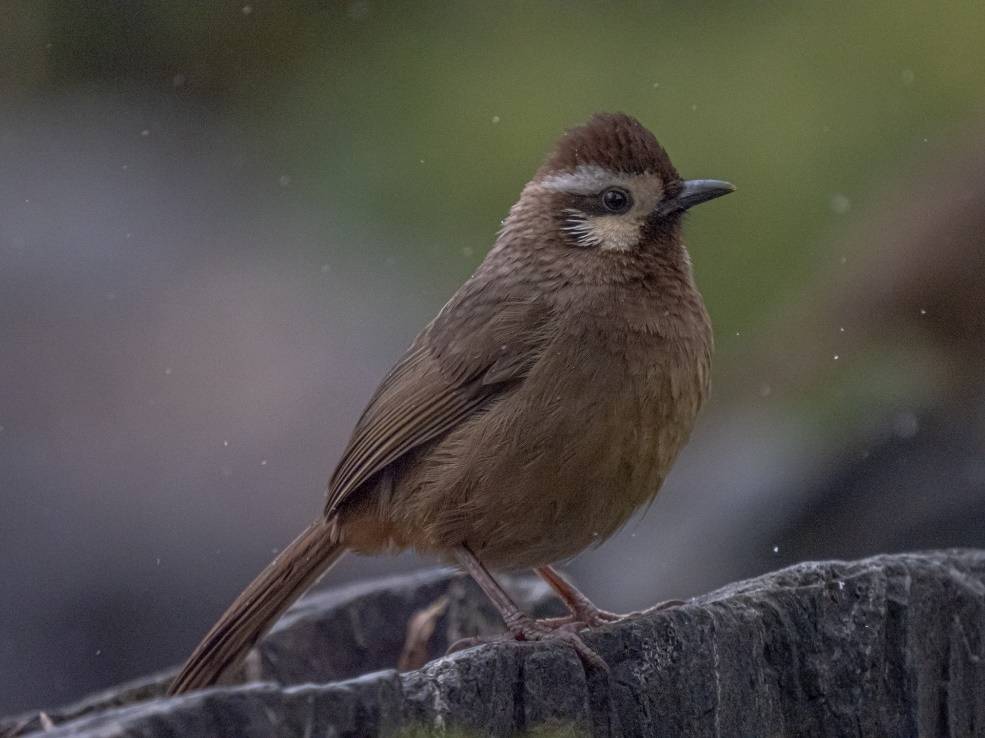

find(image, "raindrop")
[829,193,851,214]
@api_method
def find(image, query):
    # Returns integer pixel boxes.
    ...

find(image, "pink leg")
[536,565,683,629]
[449,546,607,669]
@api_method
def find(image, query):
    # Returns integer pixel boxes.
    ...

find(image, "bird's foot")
[537,597,686,631]
[446,614,607,670]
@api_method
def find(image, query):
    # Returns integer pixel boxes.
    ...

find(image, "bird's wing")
[324,290,552,517]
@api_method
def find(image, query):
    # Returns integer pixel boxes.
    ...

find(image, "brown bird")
[169,112,733,694]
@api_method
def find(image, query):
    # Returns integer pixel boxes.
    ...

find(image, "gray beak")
[654,179,735,217]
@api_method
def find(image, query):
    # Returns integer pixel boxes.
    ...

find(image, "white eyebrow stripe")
[538,164,615,194]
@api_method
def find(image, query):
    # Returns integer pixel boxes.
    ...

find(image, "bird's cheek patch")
[587,215,642,252]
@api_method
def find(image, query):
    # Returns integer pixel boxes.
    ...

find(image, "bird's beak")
[654,179,735,217]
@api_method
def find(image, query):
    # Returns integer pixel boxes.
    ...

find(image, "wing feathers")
[324,295,552,517]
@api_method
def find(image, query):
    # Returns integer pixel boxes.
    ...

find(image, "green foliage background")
[10,0,984,356]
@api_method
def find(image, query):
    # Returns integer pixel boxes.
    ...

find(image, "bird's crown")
[536,112,679,182]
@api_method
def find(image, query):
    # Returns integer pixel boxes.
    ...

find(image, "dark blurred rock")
[0,569,563,737]
[5,551,984,737]
[776,411,985,565]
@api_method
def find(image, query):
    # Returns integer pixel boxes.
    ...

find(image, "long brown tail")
[168,518,345,695]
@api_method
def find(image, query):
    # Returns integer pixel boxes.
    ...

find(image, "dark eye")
[601,187,632,213]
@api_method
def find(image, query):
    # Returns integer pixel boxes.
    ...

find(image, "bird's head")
[505,113,733,255]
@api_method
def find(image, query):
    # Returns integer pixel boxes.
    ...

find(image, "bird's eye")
[601,187,632,213]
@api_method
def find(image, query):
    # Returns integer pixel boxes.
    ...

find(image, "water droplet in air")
[829,193,851,214]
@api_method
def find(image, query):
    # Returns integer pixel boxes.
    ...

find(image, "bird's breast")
[424,319,708,568]
[366,292,712,570]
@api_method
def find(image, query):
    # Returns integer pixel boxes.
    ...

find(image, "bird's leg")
[448,546,606,669]
[535,565,622,627]
[535,565,684,629]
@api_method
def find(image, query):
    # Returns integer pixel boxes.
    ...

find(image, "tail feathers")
[168,518,345,695]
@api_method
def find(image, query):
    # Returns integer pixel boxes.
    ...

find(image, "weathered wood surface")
[4,551,984,737]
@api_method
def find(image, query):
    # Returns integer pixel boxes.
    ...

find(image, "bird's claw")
[539,597,686,631]
[446,616,608,670]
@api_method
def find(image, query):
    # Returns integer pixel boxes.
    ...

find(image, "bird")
[168,112,734,694]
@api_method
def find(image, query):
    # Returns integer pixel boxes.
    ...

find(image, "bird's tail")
[168,518,345,695]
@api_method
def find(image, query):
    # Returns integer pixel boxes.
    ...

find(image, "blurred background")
[2,0,984,716]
